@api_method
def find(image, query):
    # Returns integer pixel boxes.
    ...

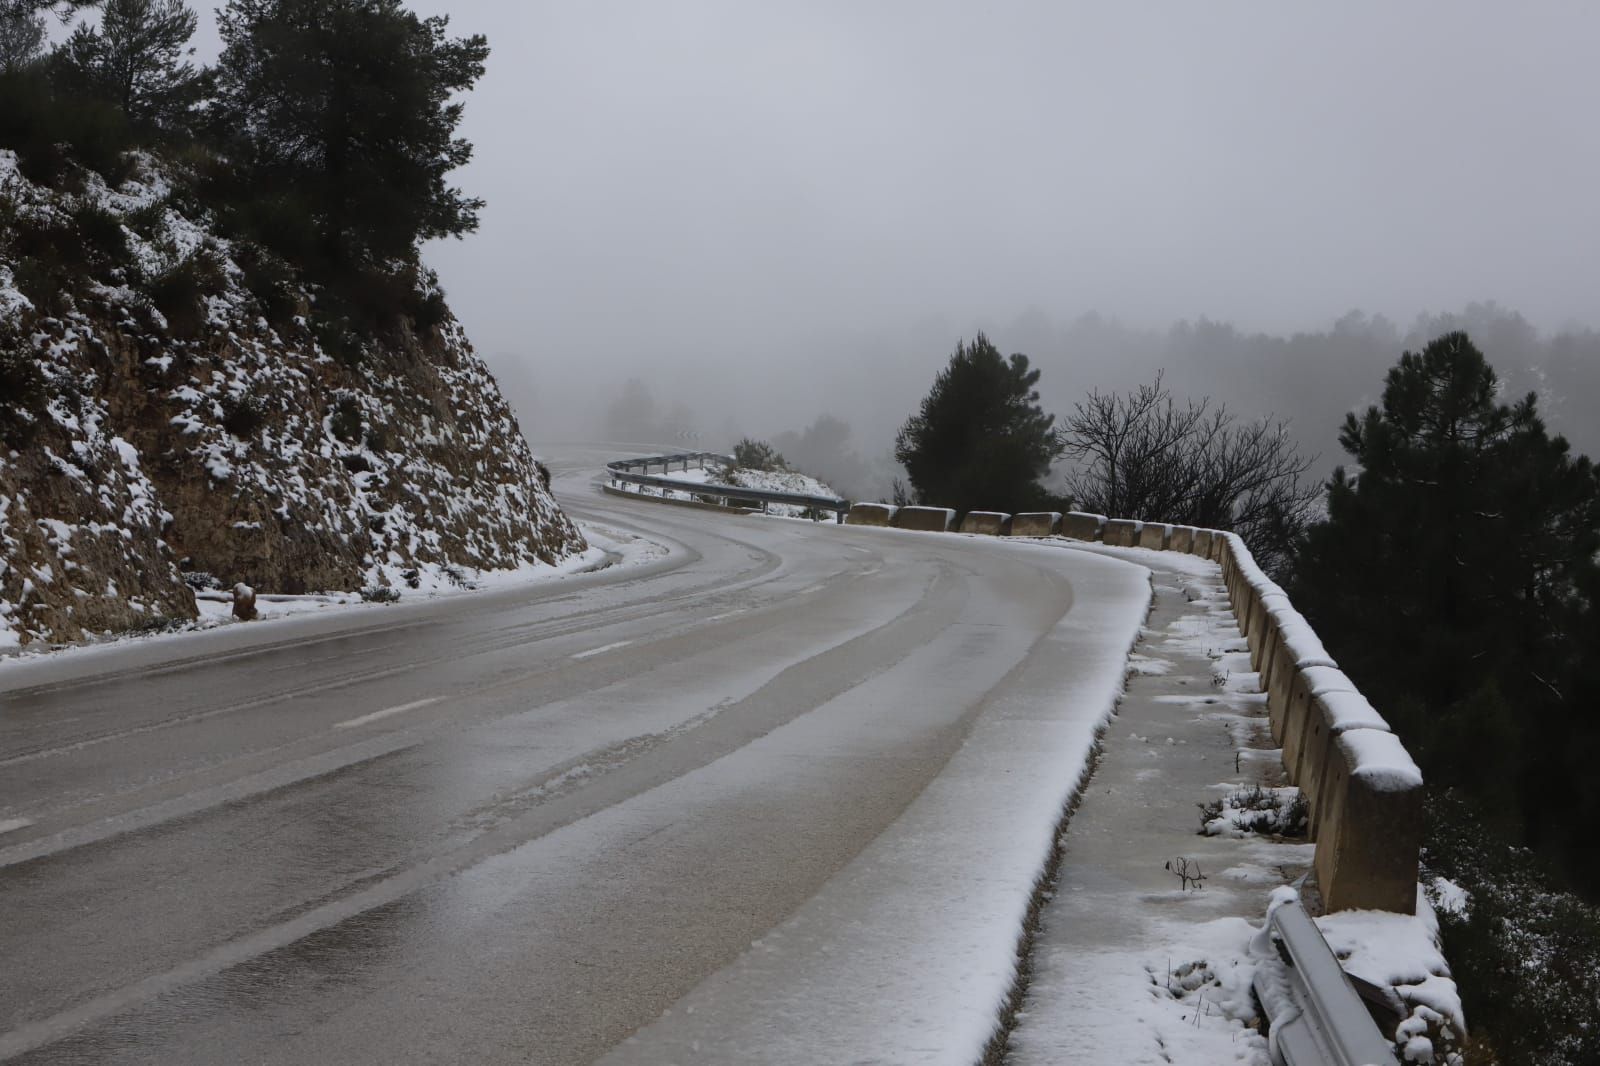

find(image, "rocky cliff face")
[0,149,585,648]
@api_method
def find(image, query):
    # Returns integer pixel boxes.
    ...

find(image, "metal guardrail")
[1254,898,1400,1066]
[605,453,852,521]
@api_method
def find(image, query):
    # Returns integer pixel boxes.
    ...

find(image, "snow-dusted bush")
[1424,791,1600,1064]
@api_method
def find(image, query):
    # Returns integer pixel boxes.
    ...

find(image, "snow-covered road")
[0,446,1151,1064]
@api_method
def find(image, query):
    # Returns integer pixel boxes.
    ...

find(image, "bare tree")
[1062,373,1320,575]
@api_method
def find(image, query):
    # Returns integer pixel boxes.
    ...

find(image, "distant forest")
[580,300,1600,506]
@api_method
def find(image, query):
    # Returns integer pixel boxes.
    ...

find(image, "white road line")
[704,610,746,622]
[334,697,443,730]
[572,640,633,660]
[0,818,34,835]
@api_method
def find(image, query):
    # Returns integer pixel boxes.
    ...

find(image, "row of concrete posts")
[841,503,1423,914]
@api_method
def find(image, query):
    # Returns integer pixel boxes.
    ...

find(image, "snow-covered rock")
[1,149,584,646]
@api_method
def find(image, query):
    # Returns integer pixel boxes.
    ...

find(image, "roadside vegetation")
[1,0,487,352]
[892,333,1318,564]
[1289,332,1600,1064]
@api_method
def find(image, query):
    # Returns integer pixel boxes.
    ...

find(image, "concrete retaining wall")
[844,503,897,527]
[891,506,956,532]
[1008,512,1062,537]
[959,511,1011,535]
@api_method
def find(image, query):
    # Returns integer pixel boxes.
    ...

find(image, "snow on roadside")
[1318,891,1467,1061]
[1005,552,1280,1065]
[0,520,664,668]
[1005,538,1464,1066]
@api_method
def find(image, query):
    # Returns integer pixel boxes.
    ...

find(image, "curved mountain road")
[0,445,1150,1064]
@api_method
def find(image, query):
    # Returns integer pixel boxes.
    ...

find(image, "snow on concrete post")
[1315,729,1423,914]
[1247,593,1292,671]
[1301,691,1391,841]
[232,582,258,622]
[1279,665,1353,779]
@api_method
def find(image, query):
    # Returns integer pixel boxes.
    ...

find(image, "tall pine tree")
[54,0,204,130]
[1292,332,1600,877]
[895,334,1064,514]
[212,0,488,273]
[0,9,46,73]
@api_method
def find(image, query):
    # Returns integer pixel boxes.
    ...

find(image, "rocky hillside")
[0,149,585,649]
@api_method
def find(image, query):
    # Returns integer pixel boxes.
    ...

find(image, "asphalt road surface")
[0,445,1146,1064]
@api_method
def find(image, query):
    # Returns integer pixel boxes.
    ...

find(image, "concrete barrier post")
[958,511,1011,535]
[1301,692,1392,840]
[1247,593,1292,670]
[844,503,897,527]
[891,506,956,532]
[1138,522,1172,551]
[1190,528,1214,558]
[1257,617,1286,696]
[1009,512,1063,537]
[1060,512,1105,541]
[1168,526,1196,553]
[1279,666,1358,788]
[1265,641,1298,742]
[1102,518,1142,547]
[1315,730,1423,914]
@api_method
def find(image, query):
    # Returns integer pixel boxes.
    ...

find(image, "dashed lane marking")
[571,640,633,660]
[334,697,444,730]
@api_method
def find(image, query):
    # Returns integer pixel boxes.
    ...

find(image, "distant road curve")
[0,444,1149,1065]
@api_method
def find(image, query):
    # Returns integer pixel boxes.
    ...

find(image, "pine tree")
[0,9,46,73]
[212,0,488,272]
[54,0,204,129]
[894,334,1064,514]
[1,2,97,16]
[1292,331,1600,868]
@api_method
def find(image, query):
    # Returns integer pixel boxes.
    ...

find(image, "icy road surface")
[0,446,1150,1064]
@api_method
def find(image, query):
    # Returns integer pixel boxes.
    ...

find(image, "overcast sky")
[179,2,1600,443]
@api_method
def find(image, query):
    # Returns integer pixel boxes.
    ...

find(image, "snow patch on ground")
[0,520,660,668]
[1318,890,1467,1061]
[1006,544,1461,1066]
